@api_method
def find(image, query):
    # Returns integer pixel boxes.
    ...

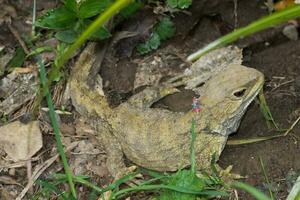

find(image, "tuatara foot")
[114,165,145,187]
[218,165,245,183]
[114,165,138,180]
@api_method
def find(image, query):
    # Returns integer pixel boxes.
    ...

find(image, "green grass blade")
[258,89,279,129]
[259,157,275,200]
[38,58,77,198]
[187,5,300,61]
[190,119,196,174]
[48,0,134,84]
[232,182,271,200]
[287,176,300,200]
[110,184,227,199]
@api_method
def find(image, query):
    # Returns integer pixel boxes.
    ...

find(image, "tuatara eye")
[233,88,247,98]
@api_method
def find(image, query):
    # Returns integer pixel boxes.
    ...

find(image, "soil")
[1,0,300,199]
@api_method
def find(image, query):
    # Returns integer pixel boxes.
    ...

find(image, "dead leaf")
[0,51,14,76]
[0,120,42,161]
[134,47,183,89]
[274,0,295,11]
[0,3,17,25]
[0,69,37,115]
[14,66,35,74]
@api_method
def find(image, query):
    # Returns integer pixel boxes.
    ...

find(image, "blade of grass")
[110,184,227,200]
[51,172,140,194]
[32,0,36,37]
[37,57,77,198]
[259,157,275,200]
[48,0,134,84]
[258,89,279,130]
[187,5,300,61]
[287,176,300,200]
[232,182,271,200]
[227,135,282,145]
[190,119,196,174]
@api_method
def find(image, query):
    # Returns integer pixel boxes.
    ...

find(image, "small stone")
[283,24,299,41]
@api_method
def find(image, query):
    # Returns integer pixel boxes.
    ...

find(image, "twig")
[7,23,30,54]
[16,141,79,200]
[270,79,294,92]
[284,115,300,136]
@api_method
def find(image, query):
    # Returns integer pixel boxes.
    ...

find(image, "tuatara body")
[69,43,264,177]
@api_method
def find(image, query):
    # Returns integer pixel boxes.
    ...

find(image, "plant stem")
[190,119,196,174]
[32,0,36,37]
[38,58,77,198]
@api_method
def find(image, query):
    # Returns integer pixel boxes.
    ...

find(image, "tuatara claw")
[219,165,246,183]
[114,166,144,187]
[114,165,138,180]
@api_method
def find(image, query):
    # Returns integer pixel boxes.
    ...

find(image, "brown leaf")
[0,121,42,161]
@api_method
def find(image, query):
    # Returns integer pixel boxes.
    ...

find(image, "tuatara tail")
[69,42,113,119]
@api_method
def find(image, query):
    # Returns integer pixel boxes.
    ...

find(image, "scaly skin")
[69,43,264,177]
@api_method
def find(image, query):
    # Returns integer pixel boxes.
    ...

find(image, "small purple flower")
[192,97,202,113]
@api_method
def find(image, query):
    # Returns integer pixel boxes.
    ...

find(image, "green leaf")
[35,7,77,29]
[55,30,78,43]
[91,27,111,40]
[136,43,152,54]
[79,20,111,40]
[27,46,54,58]
[120,1,143,19]
[7,47,26,69]
[63,0,78,13]
[136,17,175,55]
[148,32,161,49]
[178,0,192,9]
[158,169,226,200]
[155,17,175,40]
[158,170,203,200]
[136,33,161,55]
[166,0,177,8]
[166,0,192,9]
[78,0,112,18]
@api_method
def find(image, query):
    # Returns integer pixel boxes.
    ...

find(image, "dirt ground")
[1,0,300,199]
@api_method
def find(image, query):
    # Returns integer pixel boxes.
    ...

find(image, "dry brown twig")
[7,23,29,54]
[284,115,300,136]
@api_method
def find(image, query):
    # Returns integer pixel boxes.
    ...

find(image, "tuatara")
[69,43,264,177]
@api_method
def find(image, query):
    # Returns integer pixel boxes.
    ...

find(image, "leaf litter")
[0,120,42,161]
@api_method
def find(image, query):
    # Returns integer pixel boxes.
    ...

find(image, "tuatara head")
[200,64,264,136]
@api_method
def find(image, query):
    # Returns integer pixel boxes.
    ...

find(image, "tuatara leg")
[94,122,136,179]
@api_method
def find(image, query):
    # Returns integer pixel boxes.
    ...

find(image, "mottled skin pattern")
[69,43,264,177]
